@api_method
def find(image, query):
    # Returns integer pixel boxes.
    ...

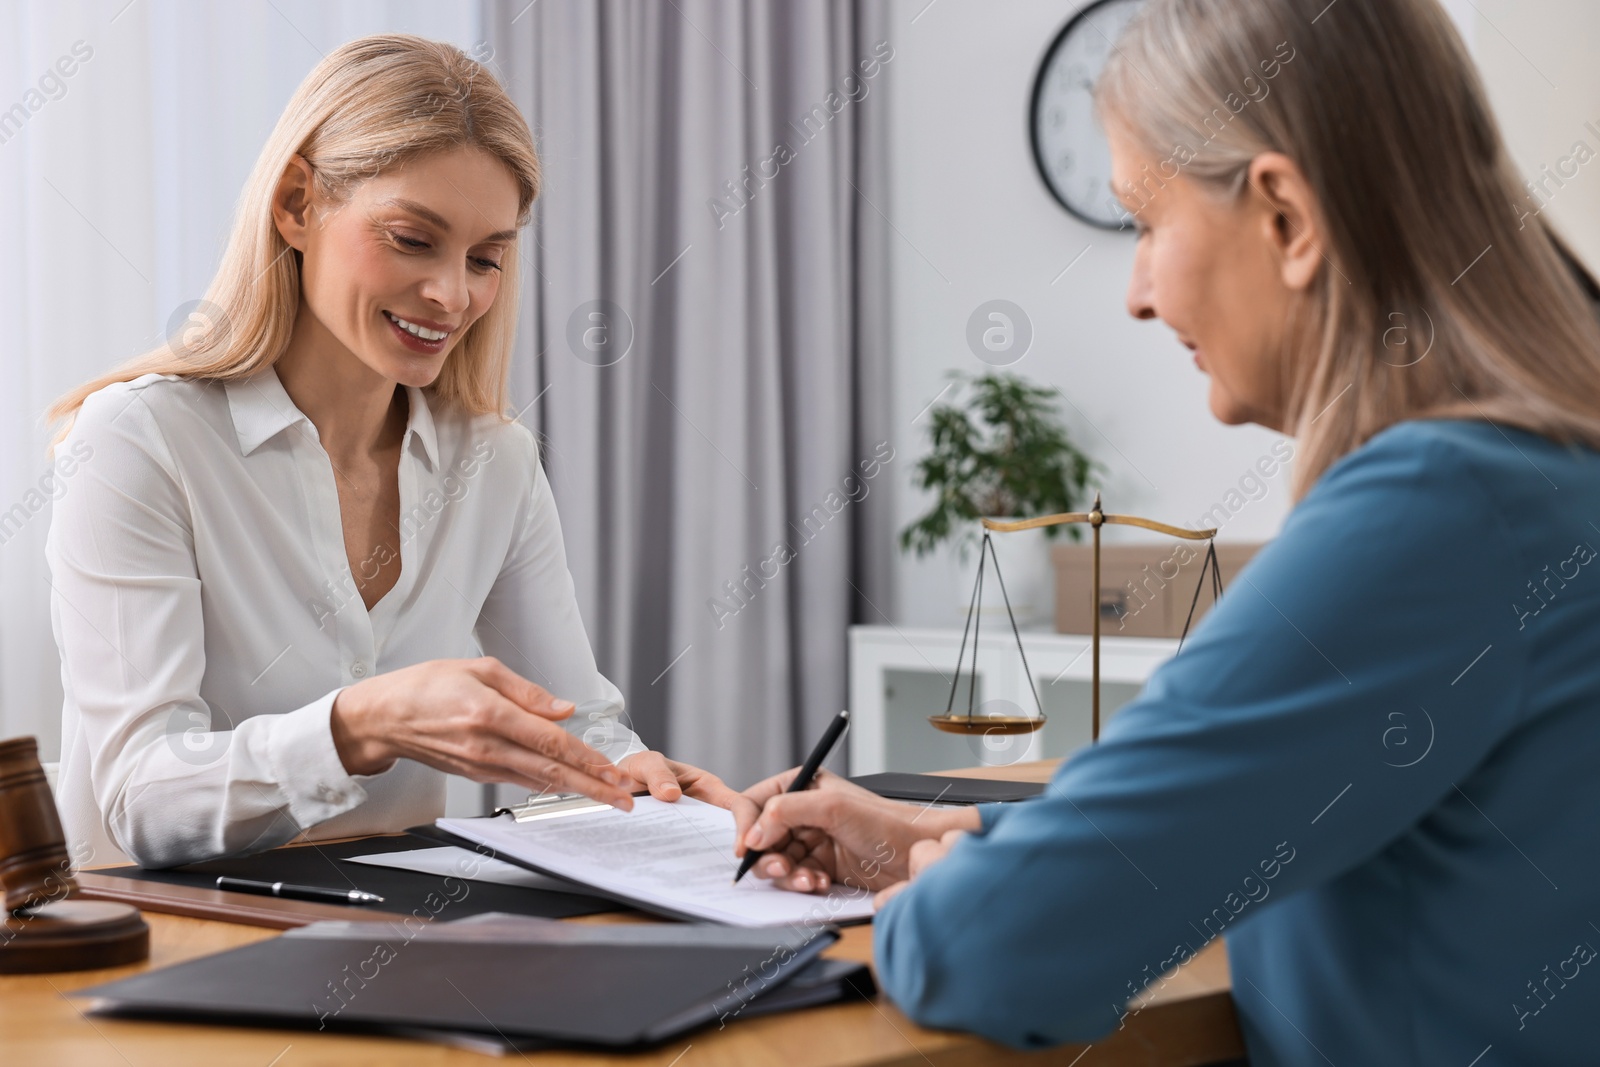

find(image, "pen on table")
[215,876,385,905]
[734,709,850,885]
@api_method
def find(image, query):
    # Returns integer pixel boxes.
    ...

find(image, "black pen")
[734,709,850,885]
[216,876,385,905]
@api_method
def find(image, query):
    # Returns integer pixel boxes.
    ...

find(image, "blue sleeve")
[872,428,1531,1048]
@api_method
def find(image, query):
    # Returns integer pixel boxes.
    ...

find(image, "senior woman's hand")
[733,768,982,894]
[871,828,970,909]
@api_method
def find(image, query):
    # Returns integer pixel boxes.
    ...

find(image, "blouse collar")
[223,364,439,472]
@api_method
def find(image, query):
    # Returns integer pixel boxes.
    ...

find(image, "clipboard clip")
[493,792,613,823]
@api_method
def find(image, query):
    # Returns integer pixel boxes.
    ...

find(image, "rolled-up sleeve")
[474,426,645,765]
[48,387,370,868]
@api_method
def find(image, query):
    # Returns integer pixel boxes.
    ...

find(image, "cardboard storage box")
[1051,541,1263,638]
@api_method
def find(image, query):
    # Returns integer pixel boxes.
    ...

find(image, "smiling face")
[1108,123,1312,432]
[273,145,520,391]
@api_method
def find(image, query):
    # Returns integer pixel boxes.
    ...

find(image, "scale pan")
[927,714,1046,736]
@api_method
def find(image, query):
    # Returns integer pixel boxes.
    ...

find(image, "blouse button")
[351,662,367,677]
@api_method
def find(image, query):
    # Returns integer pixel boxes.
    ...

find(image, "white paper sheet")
[437,797,877,927]
[342,845,611,897]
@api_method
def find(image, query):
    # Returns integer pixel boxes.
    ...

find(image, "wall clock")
[1029,0,1147,230]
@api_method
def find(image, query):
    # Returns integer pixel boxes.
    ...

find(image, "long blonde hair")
[1097,0,1600,498]
[46,33,540,450]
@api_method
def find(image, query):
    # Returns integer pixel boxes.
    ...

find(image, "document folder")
[849,772,1046,804]
[77,912,859,1049]
[79,832,617,928]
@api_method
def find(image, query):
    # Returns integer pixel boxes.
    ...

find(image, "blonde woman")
[46,35,745,870]
[733,0,1600,1062]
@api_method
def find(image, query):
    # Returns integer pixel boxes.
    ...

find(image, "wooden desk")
[3,762,1244,1066]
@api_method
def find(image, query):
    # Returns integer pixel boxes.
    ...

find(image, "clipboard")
[74,832,619,930]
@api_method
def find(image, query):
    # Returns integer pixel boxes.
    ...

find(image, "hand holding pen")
[733,709,983,895]
[732,710,850,884]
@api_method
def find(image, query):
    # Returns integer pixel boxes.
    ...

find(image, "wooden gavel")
[0,736,80,910]
[0,736,148,972]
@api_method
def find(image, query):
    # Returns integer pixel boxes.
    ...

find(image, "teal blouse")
[875,419,1600,1066]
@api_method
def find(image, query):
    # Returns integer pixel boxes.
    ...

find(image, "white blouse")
[48,366,641,869]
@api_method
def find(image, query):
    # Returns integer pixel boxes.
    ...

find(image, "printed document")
[437,797,876,927]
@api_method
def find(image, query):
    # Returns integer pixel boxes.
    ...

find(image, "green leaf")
[899,370,1100,555]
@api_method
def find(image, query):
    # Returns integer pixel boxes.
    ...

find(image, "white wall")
[880,0,1587,628]
[884,0,1293,628]
[1468,0,1600,273]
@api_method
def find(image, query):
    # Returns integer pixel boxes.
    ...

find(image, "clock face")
[1030,0,1148,230]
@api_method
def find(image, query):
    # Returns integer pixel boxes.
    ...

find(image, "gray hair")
[1098,0,1600,498]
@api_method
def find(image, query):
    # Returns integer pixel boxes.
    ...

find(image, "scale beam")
[982,512,1217,540]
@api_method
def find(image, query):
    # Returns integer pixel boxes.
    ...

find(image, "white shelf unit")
[847,625,1178,775]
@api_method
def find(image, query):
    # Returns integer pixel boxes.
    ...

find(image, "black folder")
[91,832,618,921]
[389,956,877,1055]
[850,772,1046,805]
[76,912,870,1050]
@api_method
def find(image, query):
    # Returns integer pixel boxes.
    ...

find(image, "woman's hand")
[615,751,759,827]
[733,768,981,894]
[872,828,969,909]
[330,656,635,810]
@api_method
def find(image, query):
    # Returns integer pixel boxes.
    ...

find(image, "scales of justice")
[931,493,1224,742]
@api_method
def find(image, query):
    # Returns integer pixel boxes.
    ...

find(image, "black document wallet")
[849,772,1046,805]
[91,833,617,922]
[76,912,851,1049]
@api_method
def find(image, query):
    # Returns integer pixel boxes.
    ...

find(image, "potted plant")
[900,371,1101,623]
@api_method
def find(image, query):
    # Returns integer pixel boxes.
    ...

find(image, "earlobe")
[272,154,314,251]
[1249,152,1324,291]
[1278,204,1323,291]
[1273,207,1321,291]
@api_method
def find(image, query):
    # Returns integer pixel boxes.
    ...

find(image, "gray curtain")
[483,0,895,784]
